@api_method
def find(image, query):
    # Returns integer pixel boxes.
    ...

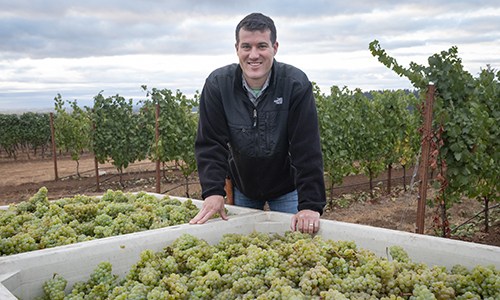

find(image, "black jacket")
[195,60,326,214]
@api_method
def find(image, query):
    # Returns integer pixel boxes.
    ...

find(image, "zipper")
[253,108,259,155]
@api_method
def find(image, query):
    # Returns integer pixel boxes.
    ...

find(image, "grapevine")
[0,112,51,160]
[369,40,500,235]
[315,83,420,203]
[315,84,358,204]
[53,94,92,177]
[141,87,199,197]
[33,231,500,300]
[92,92,151,186]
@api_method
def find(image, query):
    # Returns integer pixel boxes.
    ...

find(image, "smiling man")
[236,24,277,89]
[190,12,326,234]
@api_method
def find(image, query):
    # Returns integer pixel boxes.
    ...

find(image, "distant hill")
[0,107,55,115]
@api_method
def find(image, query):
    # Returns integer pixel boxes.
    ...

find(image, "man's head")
[235,13,278,89]
[235,13,277,46]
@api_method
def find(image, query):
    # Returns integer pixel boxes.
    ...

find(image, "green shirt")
[251,88,262,97]
[242,71,272,105]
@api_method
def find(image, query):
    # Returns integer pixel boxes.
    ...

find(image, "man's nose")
[249,47,259,59]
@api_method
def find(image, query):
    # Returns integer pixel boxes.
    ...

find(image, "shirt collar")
[242,71,272,104]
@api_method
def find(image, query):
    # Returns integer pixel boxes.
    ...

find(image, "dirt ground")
[1,151,499,248]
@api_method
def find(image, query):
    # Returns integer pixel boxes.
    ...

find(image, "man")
[189,12,326,234]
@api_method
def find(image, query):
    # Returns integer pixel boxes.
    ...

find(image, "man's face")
[235,28,278,89]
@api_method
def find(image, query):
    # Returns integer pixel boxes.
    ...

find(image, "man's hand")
[189,195,228,224]
[291,209,320,235]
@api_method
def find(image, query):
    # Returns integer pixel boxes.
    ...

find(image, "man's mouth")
[248,62,261,67]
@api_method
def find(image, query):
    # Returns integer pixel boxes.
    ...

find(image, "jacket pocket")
[228,123,255,156]
[258,110,280,156]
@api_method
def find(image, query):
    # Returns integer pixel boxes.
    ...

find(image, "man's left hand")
[291,209,320,235]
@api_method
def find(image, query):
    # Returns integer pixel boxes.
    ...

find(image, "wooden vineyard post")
[416,84,435,234]
[92,109,100,192]
[155,104,161,194]
[387,164,392,193]
[49,113,58,181]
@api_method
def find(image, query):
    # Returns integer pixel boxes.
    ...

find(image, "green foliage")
[20,112,51,155]
[316,82,421,201]
[0,112,51,159]
[467,68,500,204]
[315,84,357,190]
[141,87,199,196]
[370,40,500,233]
[354,90,387,189]
[54,94,92,168]
[373,90,420,167]
[0,114,22,157]
[92,92,151,184]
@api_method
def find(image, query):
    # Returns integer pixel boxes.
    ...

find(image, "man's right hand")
[189,195,228,224]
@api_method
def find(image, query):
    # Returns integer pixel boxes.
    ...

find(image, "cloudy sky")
[1,0,499,113]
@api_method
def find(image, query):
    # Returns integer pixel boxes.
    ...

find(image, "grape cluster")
[0,187,215,256]
[33,231,500,300]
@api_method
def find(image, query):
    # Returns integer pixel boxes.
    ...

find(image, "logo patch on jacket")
[274,97,283,105]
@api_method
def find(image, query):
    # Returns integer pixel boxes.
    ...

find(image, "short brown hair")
[235,13,277,45]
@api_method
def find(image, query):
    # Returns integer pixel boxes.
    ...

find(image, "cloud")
[0,1,242,59]
[1,1,499,59]
[1,0,499,112]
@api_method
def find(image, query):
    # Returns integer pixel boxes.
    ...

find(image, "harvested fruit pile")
[35,231,500,300]
[0,187,204,256]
